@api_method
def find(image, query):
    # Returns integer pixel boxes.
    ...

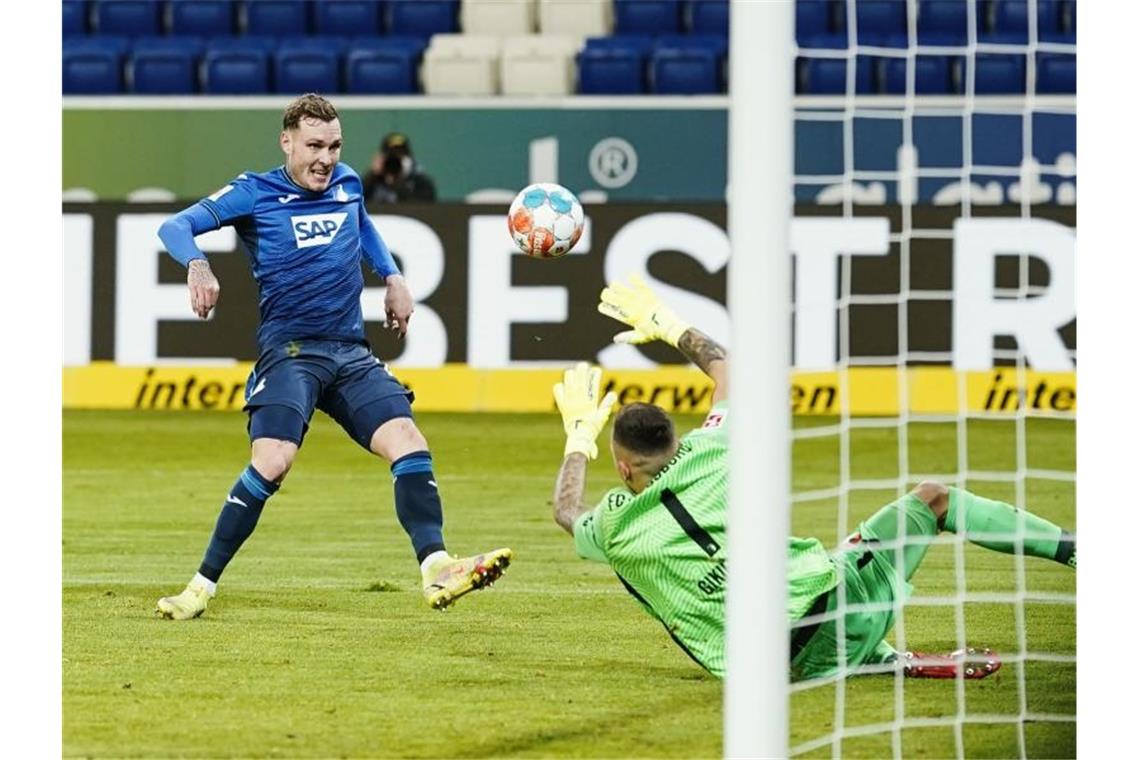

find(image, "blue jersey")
[158,163,399,352]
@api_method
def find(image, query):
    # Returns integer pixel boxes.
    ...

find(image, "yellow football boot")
[155,581,213,620]
[422,548,513,610]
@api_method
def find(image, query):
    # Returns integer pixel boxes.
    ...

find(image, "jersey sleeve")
[572,508,608,563]
[358,200,400,278]
[198,174,257,227]
[683,400,730,442]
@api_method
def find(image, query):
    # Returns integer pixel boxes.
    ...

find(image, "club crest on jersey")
[291,212,348,249]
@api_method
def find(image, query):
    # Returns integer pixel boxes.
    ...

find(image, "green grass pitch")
[63,411,1074,758]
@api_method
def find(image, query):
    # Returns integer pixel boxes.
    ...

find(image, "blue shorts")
[242,339,415,449]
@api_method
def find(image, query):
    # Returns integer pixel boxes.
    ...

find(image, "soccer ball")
[507,183,585,259]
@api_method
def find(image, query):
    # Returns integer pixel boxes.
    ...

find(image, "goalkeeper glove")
[553,362,618,460]
[597,274,691,347]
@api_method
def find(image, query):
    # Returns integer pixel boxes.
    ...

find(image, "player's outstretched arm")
[158,205,222,320]
[598,274,728,404]
[677,328,728,405]
[551,363,617,534]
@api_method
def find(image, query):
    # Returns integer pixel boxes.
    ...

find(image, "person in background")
[363,132,437,204]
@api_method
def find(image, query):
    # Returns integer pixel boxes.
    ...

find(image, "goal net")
[770,1,1076,757]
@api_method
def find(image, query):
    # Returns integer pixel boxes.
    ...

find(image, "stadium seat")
[1037,0,1072,43]
[387,0,459,36]
[422,34,500,94]
[974,53,1026,94]
[537,0,612,37]
[857,0,908,46]
[500,34,581,95]
[687,0,728,36]
[170,1,236,36]
[577,48,645,94]
[882,55,958,94]
[614,0,682,35]
[345,38,424,93]
[650,45,718,95]
[202,43,271,93]
[244,0,310,36]
[63,1,88,36]
[63,37,129,94]
[93,0,161,35]
[1036,53,1075,94]
[796,55,874,95]
[797,0,843,49]
[462,0,536,36]
[275,39,343,94]
[983,0,1028,43]
[128,37,205,93]
[314,0,383,36]
[916,0,967,46]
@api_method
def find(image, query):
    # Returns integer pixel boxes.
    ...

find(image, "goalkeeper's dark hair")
[613,403,676,456]
[282,93,339,130]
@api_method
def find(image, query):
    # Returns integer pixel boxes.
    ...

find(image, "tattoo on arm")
[553,453,589,534]
[677,328,727,376]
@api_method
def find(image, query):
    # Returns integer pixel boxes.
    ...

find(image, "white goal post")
[724,1,794,757]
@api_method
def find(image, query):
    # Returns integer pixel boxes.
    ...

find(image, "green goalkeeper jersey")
[573,401,840,678]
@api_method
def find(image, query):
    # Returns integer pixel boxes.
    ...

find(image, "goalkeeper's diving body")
[551,275,1076,681]
[152,94,511,620]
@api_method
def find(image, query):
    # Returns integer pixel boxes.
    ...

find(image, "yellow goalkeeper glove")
[553,362,618,460]
[597,274,691,347]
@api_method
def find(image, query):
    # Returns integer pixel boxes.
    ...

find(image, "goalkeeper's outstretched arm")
[676,328,728,405]
[598,274,729,404]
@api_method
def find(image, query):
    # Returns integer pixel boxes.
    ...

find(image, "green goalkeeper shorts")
[790,493,939,682]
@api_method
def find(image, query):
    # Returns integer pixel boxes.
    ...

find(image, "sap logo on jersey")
[291,213,348,249]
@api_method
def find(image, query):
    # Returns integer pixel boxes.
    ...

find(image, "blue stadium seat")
[687,0,728,36]
[1036,53,1075,94]
[345,39,423,93]
[981,0,1066,44]
[614,0,682,35]
[584,35,655,54]
[651,48,718,94]
[170,1,236,36]
[917,0,967,46]
[275,46,341,94]
[578,37,652,94]
[386,0,458,36]
[93,0,161,35]
[1038,0,1072,43]
[797,0,843,49]
[974,53,1025,94]
[63,1,88,36]
[316,0,383,36]
[984,0,1028,43]
[882,55,958,94]
[245,0,310,36]
[854,0,908,46]
[129,37,205,93]
[797,55,874,95]
[202,42,271,93]
[63,37,129,94]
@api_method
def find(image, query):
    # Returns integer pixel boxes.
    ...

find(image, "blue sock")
[198,465,279,582]
[391,451,446,563]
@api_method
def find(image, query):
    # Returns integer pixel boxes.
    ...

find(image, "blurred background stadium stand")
[61,0,1076,96]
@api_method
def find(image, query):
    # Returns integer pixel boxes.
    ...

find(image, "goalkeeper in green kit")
[551,275,1076,682]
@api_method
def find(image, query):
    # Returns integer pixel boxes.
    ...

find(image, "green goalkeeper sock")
[945,488,1075,568]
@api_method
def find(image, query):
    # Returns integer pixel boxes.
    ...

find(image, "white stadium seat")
[422,34,503,95]
[500,35,583,95]
[461,0,537,36]
[537,0,613,37]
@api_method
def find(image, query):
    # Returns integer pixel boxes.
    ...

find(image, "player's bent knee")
[369,417,429,462]
[912,481,950,518]
[251,439,298,483]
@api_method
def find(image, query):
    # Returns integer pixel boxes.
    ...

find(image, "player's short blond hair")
[282,93,339,130]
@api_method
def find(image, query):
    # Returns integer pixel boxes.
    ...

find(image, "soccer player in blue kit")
[154,94,511,619]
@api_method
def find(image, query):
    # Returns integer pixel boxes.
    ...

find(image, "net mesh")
[788,1,1076,757]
